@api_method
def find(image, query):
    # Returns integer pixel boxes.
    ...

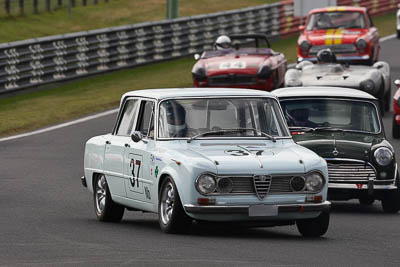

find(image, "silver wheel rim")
[160,181,174,225]
[95,175,107,214]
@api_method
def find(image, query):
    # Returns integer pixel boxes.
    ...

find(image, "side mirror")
[298,25,305,31]
[131,131,143,143]
[395,80,400,86]
[194,54,200,60]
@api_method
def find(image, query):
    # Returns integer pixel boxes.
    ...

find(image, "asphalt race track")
[1,37,400,266]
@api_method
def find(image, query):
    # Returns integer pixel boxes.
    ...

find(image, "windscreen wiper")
[187,128,276,143]
[312,127,345,132]
[288,126,314,132]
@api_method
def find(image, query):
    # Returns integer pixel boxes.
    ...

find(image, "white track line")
[0,108,118,142]
[1,34,397,143]
[380,34,396,43]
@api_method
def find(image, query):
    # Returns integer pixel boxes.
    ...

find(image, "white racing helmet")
[214,35,232,50]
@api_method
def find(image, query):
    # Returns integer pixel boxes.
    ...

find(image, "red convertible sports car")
[392,79,400,138]
[297,6,380,65]
[192,34,287,91]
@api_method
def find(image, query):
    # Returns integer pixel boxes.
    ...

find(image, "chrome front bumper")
[184,201,330,215]
[329,182,397,190]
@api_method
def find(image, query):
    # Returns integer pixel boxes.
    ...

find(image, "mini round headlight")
[374,147,393,166]
[300,40,311,51]
[356,38,367,49]
[305,172,324,192]
[196,173,217,195]
[217,177,233,193]
[290,176,305,191]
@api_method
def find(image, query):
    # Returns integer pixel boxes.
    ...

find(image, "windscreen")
[158,97,290,138]
[306,11,366,30]
[280,99,380,133]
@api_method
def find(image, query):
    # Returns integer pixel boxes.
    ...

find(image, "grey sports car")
[284,60,391,112]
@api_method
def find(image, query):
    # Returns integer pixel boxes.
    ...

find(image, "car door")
[103,98,140,197]
[124,99,156,205]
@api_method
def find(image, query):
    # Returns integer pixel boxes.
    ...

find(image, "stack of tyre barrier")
[0,0,399,94]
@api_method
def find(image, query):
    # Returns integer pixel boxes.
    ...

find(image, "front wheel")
[296,210,330,237]
[93,174,125,222]
[384,88,391,112]
[393,115,400,139]
[158,177,192,233]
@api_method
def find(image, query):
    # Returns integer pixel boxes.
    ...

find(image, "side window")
[136,101,155,139]
[116,99,139,136]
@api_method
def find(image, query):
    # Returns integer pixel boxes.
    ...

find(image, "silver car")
[284,60,391,113]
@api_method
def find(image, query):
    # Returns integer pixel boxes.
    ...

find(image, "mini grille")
[327,161,376,183]
[208,74,257,86]
[309,44,357,55]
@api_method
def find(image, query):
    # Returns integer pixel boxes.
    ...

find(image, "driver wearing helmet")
[316,13,332,29]
[316,48,337,64]
[214,35,232,50]
[287,108,316,128]
[163,100,188,138]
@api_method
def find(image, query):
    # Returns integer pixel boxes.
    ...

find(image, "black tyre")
[296,210,330,237]
[158,177,192,233]
[397,30,400,39]
[359,196,375,206]
[384,88,391,112]
[94,174,125,222]
[366,49,375,66]
[273,71,279,89]
[393,115,400,139]
[379,98,385,115]
[381,183,400,214]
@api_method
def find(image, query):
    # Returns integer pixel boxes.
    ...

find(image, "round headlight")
[374,147,393,166]
[305,172,324,192]
[360,79,376,94]
[257,65,272,79]
[217,177,233,193]
[356,38,367,49]
[193,67,207,81]
[300,40,311,51]
[290,176,305,191]
[196,173,217,195]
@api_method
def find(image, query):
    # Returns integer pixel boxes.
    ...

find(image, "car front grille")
[327,161,377,184]
[219,175,293,195]
[309,44,357,55]
[208,74,257,86]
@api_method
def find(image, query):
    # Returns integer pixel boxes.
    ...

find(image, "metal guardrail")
[0,0,399,94]
[0,0,110,16]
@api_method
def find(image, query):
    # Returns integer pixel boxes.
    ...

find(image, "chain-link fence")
[0,0,109,16]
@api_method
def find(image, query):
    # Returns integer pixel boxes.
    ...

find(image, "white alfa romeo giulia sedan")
[81,88,330,237]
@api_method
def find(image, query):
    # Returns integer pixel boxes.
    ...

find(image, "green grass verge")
[0,11,397,137]
[0,0,279,43]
